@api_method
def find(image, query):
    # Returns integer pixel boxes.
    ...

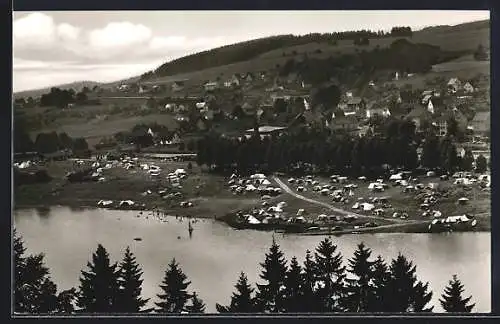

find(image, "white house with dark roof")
[447,78,462,93]
[172,81,185,92]
[463,82,475,93]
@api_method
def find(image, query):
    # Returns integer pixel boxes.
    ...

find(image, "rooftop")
[347,97,363,105]
[246,126,287,133]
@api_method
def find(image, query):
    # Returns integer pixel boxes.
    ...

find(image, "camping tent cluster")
[236,201,308,225]
[227,173,282,196]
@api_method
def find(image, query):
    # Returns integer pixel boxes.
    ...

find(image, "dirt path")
[273,176,424,225]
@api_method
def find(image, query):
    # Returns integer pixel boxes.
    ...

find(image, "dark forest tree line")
[144,28,413,80]
[279,39,464,85]
[39,87,97,108]
[195,117,472,178]
[14,231,476,314]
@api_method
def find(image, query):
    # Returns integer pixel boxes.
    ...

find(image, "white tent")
[432,210,442,218]
[251,173,266,179]
[261,179,272,186]
[245,184,257,192]
[98,200,113,206]
[247,215,261,224]
[390,173,403,181]
[361,203,375,211]
[175,168,187,175]
[277,201,287,208]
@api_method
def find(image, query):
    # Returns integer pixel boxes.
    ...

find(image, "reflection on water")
[14,207,491,313]
[36,206,51,219]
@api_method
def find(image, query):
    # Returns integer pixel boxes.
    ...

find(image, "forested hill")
[141,19,489,81]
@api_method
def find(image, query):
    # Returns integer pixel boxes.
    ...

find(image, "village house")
[242,72,254,84]
[447,78,462,93]
[463,82,475,94]
[172,81,185,92]
[346,97,366,112]
[435,118,448,137]
[224,74,241,88]
[118,84,130,92]
[204,81,219,92]
[245,126,287,137]
[365,103,391,119]
[427,99,435,114]
[164,103,177,112]
[357,125,374,137]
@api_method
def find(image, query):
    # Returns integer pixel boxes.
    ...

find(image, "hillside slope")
[14,19,489,97]
[144,19,489,81]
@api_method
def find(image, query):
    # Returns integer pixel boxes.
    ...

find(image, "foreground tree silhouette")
[283,256,304,312]
[370,255,391,312]
[216,272,257,313]
[343,243,376,312]
[301,250,320,312]
[14,230,76,314]
[77,244,120,313]
[254,237,288,313]
[314,238,347,312]
[185,292,206,313]
[385,254,433,312]
[155,258,191,313]
[116,247,151,313]
[439,275,475,313]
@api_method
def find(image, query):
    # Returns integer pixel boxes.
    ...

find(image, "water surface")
[14,207,491,313]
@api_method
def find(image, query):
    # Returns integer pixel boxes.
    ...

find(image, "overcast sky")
[13,10,490,92]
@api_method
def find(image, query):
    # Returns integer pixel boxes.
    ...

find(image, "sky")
[12,10,490,92]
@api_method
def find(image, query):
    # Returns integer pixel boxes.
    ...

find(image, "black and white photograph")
[12,10,491,315]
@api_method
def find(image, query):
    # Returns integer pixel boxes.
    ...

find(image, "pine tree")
[283,256,304,312]
[313,238,347,312]
[344,242,376,312]
[77,244,121,313]
[476,154,487,173]
[185,292,206,313]
[155,258,191,313]
[412,281,434,312]
[254,237,288,313]
[116,247,151,313]
[461,149,474,171]
[14,230,76,314]
[385,254,433,312]
[216,272,256,313]
[369,255,390,312]
[439,275,475,313]
[301,249,320,312]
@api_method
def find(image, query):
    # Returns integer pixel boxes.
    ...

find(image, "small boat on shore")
[133,237,142,241]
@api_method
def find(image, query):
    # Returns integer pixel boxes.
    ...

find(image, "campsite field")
[15,157,490,234]
[279,175,490,223]
[14,159,258,220]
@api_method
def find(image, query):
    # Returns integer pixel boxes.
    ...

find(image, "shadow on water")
[36,206,51,219]
[69,205,88,213]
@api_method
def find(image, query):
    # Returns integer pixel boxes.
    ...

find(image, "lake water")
[14,207,491,313]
